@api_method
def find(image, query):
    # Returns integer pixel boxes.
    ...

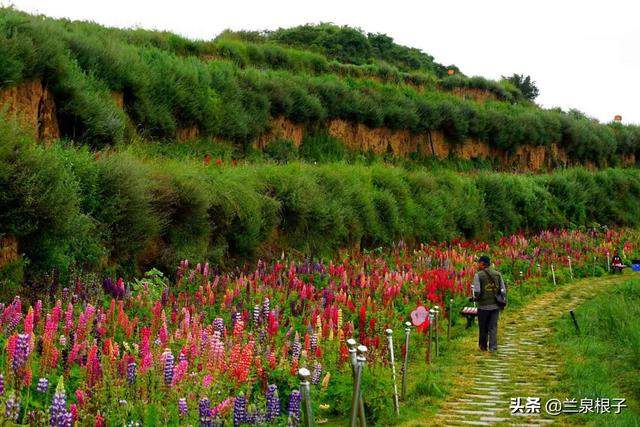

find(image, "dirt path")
[401,274,628,426]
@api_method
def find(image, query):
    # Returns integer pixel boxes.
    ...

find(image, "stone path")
[403,274,627,426]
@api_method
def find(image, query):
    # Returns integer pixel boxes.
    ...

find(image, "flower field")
[0,228,637,425]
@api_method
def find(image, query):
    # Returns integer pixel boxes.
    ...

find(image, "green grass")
[554,279,640,425]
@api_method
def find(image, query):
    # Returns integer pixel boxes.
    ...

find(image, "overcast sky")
[8,0,640,124]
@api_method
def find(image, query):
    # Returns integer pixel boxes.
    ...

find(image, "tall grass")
[555,280,640,424]
[3,117,640,278]
[1,8,640,163]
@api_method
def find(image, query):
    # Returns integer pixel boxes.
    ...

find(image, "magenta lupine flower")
[37,377,49,393]
[163,351,174,386]
[178,397,187,417]
[199,397,212,427]
[12,333,30,373]
[233,393,247,427]
[287,390,301,424]
[265,384,281,421]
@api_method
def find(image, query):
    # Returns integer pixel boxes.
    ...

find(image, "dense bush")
[1,8,639,163]
[3,117,640,278]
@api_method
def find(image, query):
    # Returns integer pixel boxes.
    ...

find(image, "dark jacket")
[472,268,506,310]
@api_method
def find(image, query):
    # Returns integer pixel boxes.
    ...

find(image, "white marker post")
[385,329,400,416]
[551,264,557,286]
[568,256,574,280]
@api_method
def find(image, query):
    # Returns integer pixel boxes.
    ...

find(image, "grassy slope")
[1,8,640,163]
[553,280,640,425]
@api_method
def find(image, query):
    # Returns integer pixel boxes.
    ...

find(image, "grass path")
[400,273,629,426]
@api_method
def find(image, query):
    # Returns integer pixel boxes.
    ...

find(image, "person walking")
[472,255,507,352]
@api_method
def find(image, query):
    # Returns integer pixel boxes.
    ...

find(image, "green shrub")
[264,138,298,163]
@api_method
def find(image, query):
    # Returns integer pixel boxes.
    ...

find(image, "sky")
[7,0,640,124]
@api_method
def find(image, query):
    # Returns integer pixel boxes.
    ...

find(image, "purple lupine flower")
[178,397,188,417]
[8,310,22,333]
[231,312,241,329]
[262,297,270,319]
[245,405,265,424]
[50,378,68,427]
[265,384,281,421]
[127,362,137,385]
[252,304,261,325]
[312,362,322,385]
[0,374,4,395]
[163,351,174,386]
[310,334,318,351]
[5,393,19,421]
[233,393,247,427]
[12,333,30,372]
[37,377,50,393]
[199,397,212,427]
[179,352,187,364]
[291,334,302,359]
[287,390,301,424]
[213,318,224,335]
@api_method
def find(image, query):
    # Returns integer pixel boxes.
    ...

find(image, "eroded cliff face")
[0,80,59,142]
[176,126,200,142]
[255,116,582,172]
[447,87,496,103]
[255,116,305,148]
[0,236,18,269]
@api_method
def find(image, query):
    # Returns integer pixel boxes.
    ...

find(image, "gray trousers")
[478,309,500,351]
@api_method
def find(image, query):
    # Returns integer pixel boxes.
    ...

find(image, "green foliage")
[0,121,101,275]
[299,133,347,163]
[1,8,639,161]
[502,73,540,101]
[555,280,640,424]
[5,113,640,277]
[264,138,298,163]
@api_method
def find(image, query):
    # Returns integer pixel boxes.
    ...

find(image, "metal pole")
[385,329,400,416]
[427,310,435,364]
[347,338,358,376]
[569,310,580,334]
[299,368,315,427]
[551,264,557,286]
[357,345,367,427]
[568,256,574,280]
[401,322,411,401]
[347,338,366,426]
[447,298,453,342]
[434,306,440,357]
[607,252,611,272]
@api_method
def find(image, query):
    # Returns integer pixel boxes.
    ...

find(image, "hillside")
[2,8,640,279]
[1,8,639,169]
